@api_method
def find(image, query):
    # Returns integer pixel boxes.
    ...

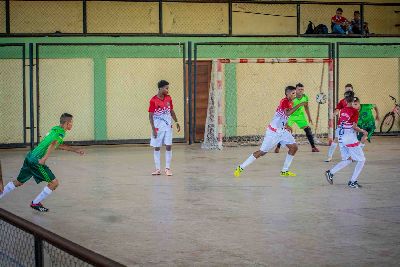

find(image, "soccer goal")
[202,58,334,150]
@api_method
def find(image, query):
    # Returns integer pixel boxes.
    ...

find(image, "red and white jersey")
[336,98,348,125]
[148,95,174,131]
[269,97,293,131]
[336,98,347,110]
[338,106,359,130]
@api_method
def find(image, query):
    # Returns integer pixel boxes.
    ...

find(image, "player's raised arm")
[285,102,307,117]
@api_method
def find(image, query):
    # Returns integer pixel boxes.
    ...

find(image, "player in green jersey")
[352,97,380,143]
[0,113,85,212]
[275,83,320,153]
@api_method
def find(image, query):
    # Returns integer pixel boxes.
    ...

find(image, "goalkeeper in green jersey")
[352,97,380,143]
[275,83,320,153]
[0,113,85,212]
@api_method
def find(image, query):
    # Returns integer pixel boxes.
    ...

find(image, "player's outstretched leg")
[304,127,319,152]
[30,179,58,212]
[280,144,298,177]
[0,180,22,200]
[234,150,266,177]
[165,145,173,176]
[325,140,338,162]
[152,148,161,175]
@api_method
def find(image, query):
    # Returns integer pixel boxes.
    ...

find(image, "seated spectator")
[350,11,369,34]
[331,8,351,34]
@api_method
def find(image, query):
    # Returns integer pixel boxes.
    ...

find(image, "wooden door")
[186,61,212,142]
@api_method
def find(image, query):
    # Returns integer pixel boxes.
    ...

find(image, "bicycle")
[380,95,400,133]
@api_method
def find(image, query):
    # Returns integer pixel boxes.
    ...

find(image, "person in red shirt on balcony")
[331,8,351,34]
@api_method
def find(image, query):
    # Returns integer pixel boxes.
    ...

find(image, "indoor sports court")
[0,0,399,266]
[1,137,400,265]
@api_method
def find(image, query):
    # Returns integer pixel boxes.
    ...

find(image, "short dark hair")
[158,80,169,89]
[337,8,343,12]
[60,113,73,124]
[353,96,360,103]
[354,11,360,15]
[344,90,354,103]
[296,83,304,88]
[285,86,296,95]
[345,83,353,89]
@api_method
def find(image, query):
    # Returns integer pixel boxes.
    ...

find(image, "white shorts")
[339,145,365,161]
[338,131,365,161]
[150,130,173,147]
[260,128,296,152]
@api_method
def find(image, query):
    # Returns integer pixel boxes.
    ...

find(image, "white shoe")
[165,168,173,176]
[152,169,161,175]
[324,157,332,162]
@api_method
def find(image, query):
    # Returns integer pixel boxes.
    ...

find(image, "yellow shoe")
[234,166,243,177]
[280,171,297,177]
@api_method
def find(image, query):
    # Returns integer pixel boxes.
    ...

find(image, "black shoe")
[348,181,362,188]
[325,170,333,184]
[30,202,49,212]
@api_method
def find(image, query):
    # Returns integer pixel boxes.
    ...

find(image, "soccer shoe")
[30,202,49,212]
[348,181,362,188]
[324,157,332,162]
[152,169,161,175]
[280,171,296,177]
[165,168,173,176]
[312,147,320,152]
[325,170,333,184]
[234,166,243,177]
[274,146,280,153]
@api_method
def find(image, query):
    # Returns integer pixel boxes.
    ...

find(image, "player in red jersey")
[325,84,354,162]
[148,80,180,176]
[234,86,307,177]
[325,91,367,188]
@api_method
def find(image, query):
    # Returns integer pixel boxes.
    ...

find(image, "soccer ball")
[316,92,327,104]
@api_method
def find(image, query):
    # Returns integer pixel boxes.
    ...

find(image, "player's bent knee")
[254,150,266,158]
[48,179,59,190]
[166,145,172,151]
[287,144,298,155]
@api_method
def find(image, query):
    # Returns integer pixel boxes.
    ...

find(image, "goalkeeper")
[352,97,380,142]
[275,83,320,153]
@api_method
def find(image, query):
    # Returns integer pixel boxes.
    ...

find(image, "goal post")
[202,58,334,150]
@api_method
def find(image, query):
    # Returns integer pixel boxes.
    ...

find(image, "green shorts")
[287,116,309,129]
[17,153,56,184]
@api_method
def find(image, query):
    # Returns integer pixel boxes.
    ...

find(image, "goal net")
[202,58,334,150]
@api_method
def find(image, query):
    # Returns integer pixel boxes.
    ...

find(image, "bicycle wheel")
[380,112,395,133]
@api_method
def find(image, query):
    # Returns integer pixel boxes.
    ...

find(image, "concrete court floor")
[0,136,399,266]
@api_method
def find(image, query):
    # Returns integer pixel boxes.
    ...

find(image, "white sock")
[351,160,365,182]
[154,150,161,170]
[281,154,294,172]
[0,182,16,199]
[327,142,338,158]
[166,150,172,169]
[32,186,52,205]
[330,160,352,174]
[241,154,256,169]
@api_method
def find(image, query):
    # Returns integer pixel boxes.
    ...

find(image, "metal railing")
[0,208,125,267]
